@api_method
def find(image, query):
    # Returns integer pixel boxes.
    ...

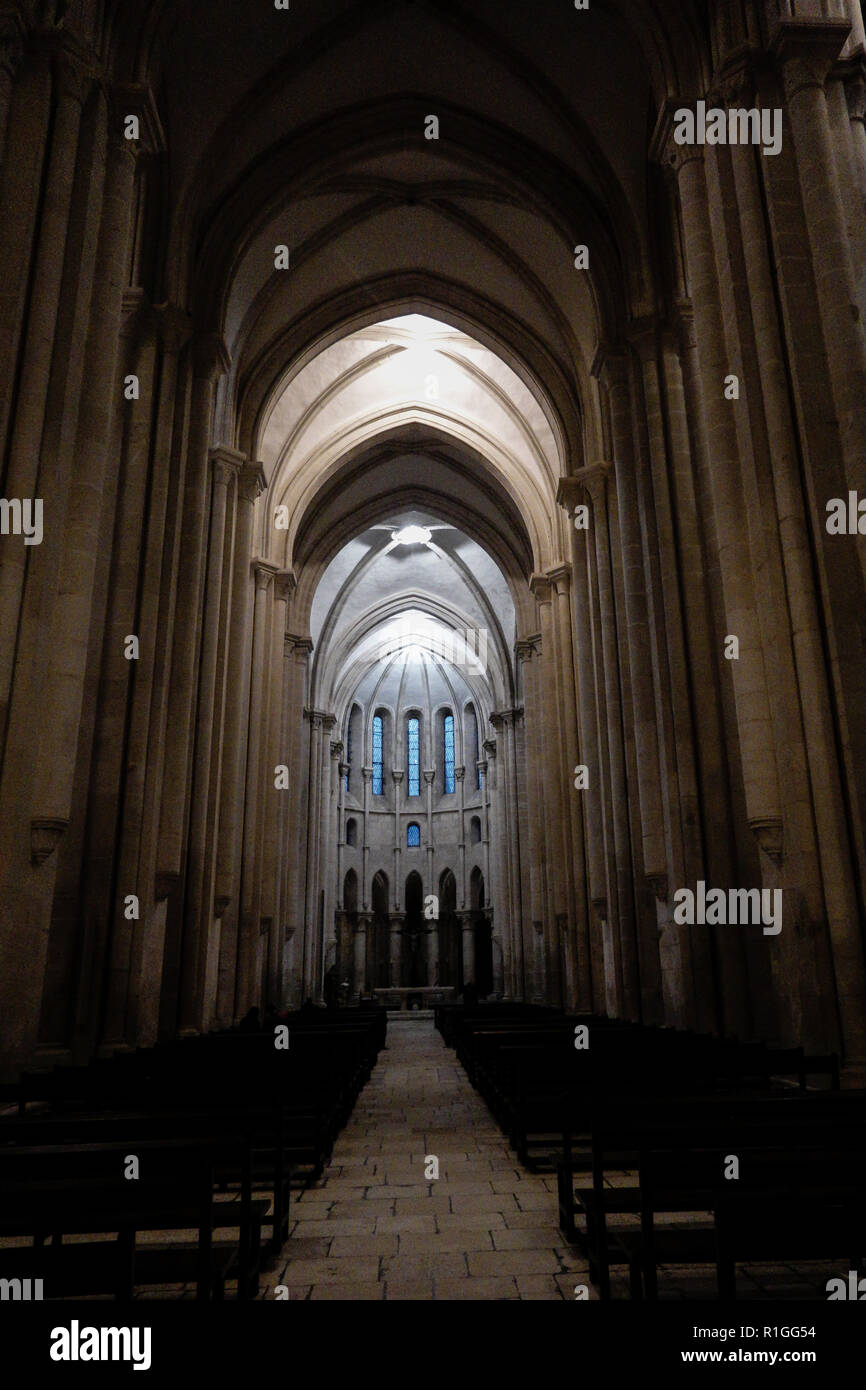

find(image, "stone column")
[393,768,404,899]
[354,912,370,1000]
[772,20,866,522]
[492,708,526,998]
[261,570,293,1004]
[389,912,403,988]
[282,633,311,1003]
[157,334,231,886]
[0,47,85,734]
[215,462,264,1019]
[460,910,475,988]
[653,116,782,838]
[559,488,608,1010]
[0,8,25,165]
[177,447,239,1034]
[361,767,372,909]
[235,561,276,1016]
[515,641,546,943]
[589,350,666,1019]
[456,765,467,910]
[726,92,866,1065]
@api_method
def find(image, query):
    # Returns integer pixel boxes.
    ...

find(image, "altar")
[372,986,457,1012]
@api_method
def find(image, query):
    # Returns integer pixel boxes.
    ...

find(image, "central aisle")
[267,1016,585,1300]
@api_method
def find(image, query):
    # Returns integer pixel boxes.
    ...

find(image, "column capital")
[0,8,26,80]
[273,569,295,603]
[422,769,435,784]
[490,707,524,730]
[286,632,313,661]
[361,767,373,783]
[837,53,866,120]
[648,98,706,177]
[108,80,166,156]
[330,739,344,760]
[154,301,194,354]
[339,761,350,777]
[303,708,334,731]
[546,563,572,596]
[476,758,488,777]
[252,559,278,591]
[770,18,851,98]
[514,635,541,664]
[482,737,497,758]
[210,444,244,487]
[455,766,466,782]
[392,769,405,783]
[192,331,231,383]
[560,462,612,509]
[238,461,267,503]
[590,341,630,388]
[529,573,553,604]
[627,314,663,362]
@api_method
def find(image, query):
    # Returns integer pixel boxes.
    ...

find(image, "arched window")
[407,822,421,847]
[372,714,384,795]
[443,712,455,794]
[470,815,481,845]
[407,715,420,796]
[346,817,358,847]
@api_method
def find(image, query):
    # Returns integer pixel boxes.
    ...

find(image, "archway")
[439,869,459,991]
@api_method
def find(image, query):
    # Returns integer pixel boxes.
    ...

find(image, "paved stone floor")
[260,1018,841,1302]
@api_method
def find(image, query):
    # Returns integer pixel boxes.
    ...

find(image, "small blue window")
[444,714,455,794]
[407,822,421,848]
[372,715,383,796]
[407,716,420,797]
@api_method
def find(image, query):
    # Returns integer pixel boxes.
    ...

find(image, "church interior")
[1,0,866,1317]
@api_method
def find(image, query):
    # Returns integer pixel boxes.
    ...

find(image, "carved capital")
[210,444,244,488]
[455,766,466,782]
[750,816,784,867]
[154,870,179,902]
[546,563,572,596]
[482,737,497,758]
[192,331,231,383]
[287,632,314,662]
[529,573,552,604]
[273,568,295,604]
[771,18,851,99]
[645,873,668,904]
[109,81,166,156]
[0,9,26,80]
[238,460,266,504]
[330,739,344,760]
[514,636,540,664]
[361,767,373,783]
[30,816,67,866]
[253,559,277,592]
[838,54,866,121]
[591,341,630,390]
[649,98,706,178]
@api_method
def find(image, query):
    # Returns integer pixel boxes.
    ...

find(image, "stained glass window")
[345,714,351,791]
[444,713,455,794]
[407,822,421,847]
[372,714,383,795]
[407,716,420,796]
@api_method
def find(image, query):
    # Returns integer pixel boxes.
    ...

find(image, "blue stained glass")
[345,715,352,792]
[408,716,420,797]
[372,715,383,795]
[407,822,420,847]
[444,714,455,794]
